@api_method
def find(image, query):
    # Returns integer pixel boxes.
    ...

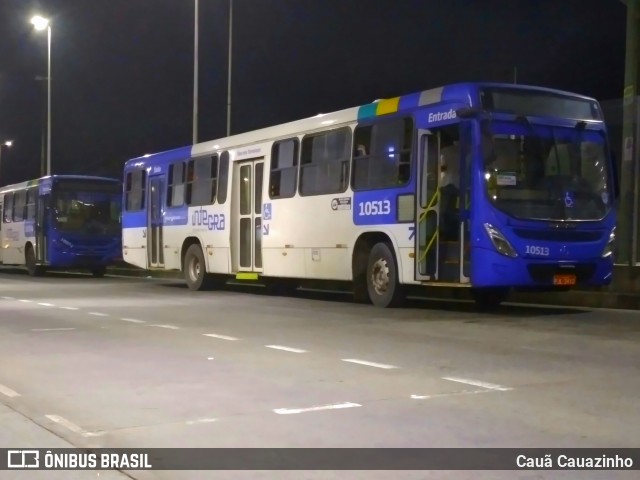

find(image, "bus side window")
[186,155,217,206]
[3,193,12,223]
[217,151,230,205]
[125,169,146,211]
[13,190,26,222]
[269,138,299,199]
[26,188,36,220]
[167,162,186,207]
[299,128,351,196]
[351,117,413,191]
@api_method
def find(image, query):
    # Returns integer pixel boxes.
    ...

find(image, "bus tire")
[184,244,211,291]
[366,242,405,308]
[25,246,44,277]
[352,277,371,304]
[91,266,107,278]
[471,287,510,311]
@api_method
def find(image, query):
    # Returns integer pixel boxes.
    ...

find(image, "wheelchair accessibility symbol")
[263,203,272,220]
[564,192,575,208]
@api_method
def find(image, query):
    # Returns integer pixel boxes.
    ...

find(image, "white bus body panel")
[122,227,147,269]
[0,181,37,267]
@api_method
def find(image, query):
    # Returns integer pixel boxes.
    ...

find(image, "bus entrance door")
[416,127,469,283]
[232,159,264,276]
[416,130,440,281]
[35,193,49,264]
[147,174,165,268]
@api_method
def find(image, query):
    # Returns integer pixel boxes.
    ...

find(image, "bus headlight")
[602,228,615,258]
[484,223,518,258]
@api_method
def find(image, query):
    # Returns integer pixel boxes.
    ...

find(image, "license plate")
[553,274,576,286]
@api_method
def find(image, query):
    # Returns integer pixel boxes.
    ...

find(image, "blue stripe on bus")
[164,206,189,226]
[124,146,193,172]
[353,185,414,226]
[441,83,479,104]
[39,178,52,194]
[122,211,146,229]
[399,92,421,111]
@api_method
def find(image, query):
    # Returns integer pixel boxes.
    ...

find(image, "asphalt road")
[0,269,638,480]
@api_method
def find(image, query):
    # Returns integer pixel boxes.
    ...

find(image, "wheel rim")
[370,257,390,296]
[188,256,201,283]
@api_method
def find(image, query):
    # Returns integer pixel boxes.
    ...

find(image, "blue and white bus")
[122,82,617,308]
[0,175,122,277]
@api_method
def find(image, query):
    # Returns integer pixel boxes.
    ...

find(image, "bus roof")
[125,81,601,169]
[0,175,120,194]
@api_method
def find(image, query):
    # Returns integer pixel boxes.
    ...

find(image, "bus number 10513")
[358,200,391,216]
[525,245,549,256]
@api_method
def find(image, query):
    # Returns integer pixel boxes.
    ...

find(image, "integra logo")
[192,208,226,231]
[428,108,457,123]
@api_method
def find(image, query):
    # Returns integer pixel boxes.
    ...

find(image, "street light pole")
[46,24,51,176]
[193,0,199,144]
[227,0,233,136]
[0,140,14,181]
[31,15,52,176]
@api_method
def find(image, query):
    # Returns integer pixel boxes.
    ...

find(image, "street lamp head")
[3,140,13,147]
[30,15,50,31]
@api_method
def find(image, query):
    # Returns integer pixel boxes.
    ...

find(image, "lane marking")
[442,376,512,391]
[121,318,146,324]
[18,299,32,303]
[147,324,180,330]
[410,389,491,400]
[31,328,76,332]
[203,333,239,341]
[341,358,398,370]
[265,345,307,353]
[37,302,55,307]
[60,306,79,311]
[185,418,217,425]
[274,402,361,415]
[1,296,15,300]
[45,415,86,434]
[0,384,21,398]
[88,312,108,317]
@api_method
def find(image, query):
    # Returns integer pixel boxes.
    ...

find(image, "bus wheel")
[91,266,106,278]
[366,242,405,308]
[25,247,44,277]
[471,287,510,311]
[184,244,210,291]
[352,277,371,304]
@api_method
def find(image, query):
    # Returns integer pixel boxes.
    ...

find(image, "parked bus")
[0,175,122,277]
[122,82,617,308]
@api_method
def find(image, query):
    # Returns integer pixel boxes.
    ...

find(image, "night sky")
[0,0,628,186]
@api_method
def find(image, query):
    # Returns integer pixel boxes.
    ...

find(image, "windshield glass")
[53,181,121,235]
[482,121,611,221]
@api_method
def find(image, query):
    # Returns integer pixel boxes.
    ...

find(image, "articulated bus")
[122,82,617,308]
[0,175,122,277]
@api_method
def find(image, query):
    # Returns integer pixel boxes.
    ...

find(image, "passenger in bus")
[439,142,460,240]
[354,144,367,157]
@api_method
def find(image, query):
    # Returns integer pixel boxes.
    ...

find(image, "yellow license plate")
[553,274,576,286]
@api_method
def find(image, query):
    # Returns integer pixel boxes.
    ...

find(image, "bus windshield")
[52,182,121,235]
[482,121,611,221]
